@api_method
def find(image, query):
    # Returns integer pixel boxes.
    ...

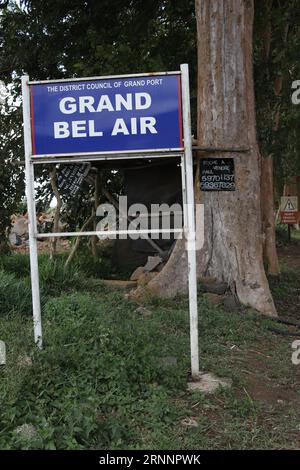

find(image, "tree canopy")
[254,0,300,197]
[0,0,299,241]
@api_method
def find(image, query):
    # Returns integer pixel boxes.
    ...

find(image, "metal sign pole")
[180,64,200,378]
[21,75,43,348]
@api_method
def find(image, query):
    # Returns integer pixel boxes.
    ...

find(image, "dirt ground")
[276,240,300,319]
[278,239,300,271]
[238,239,300,425]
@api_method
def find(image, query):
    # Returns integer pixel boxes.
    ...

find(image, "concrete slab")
[187,372,232,394]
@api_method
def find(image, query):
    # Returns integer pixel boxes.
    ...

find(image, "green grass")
[0,253,299,449]
[0,250,130,287]
[293,230,300,241]
[0,270,32,316]
[269,265,300,300]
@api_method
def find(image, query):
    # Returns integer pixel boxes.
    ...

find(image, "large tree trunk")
[261,155,280,274]
[146,0,276,316]
[260,0,280,276]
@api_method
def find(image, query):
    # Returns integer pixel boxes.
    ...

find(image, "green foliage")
[0,252,31,278]
[269,262,300,300]
[0,98,24,243]
[0,252,89,299]
[0,253,300,449]
[0,1,197,237]
[0,269,31,315]
[1,0,298,235]
[254,0,300,195]
[0,1,196,84]
[275,224,290,246]
[0,290,189,449]
[0,250,132,309]
[73,246,131,280]
[275,223,300,246]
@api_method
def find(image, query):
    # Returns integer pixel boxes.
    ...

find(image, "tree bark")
[259,0,280,276]
[146,0,277,316]
[261,155,280,274]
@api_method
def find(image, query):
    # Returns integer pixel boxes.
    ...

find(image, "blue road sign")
[30,74,183,156]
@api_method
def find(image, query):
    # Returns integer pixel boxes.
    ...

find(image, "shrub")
[0,253,30,278]
[0,270,32,316]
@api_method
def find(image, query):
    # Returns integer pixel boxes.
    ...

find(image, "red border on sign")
[29,85,36,155]
[177,75,183,148]
[280,211,299,224]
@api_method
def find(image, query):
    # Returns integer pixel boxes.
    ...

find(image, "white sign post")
[181,64,199,377]
[22,64,200,377]
[22,76,43,349]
